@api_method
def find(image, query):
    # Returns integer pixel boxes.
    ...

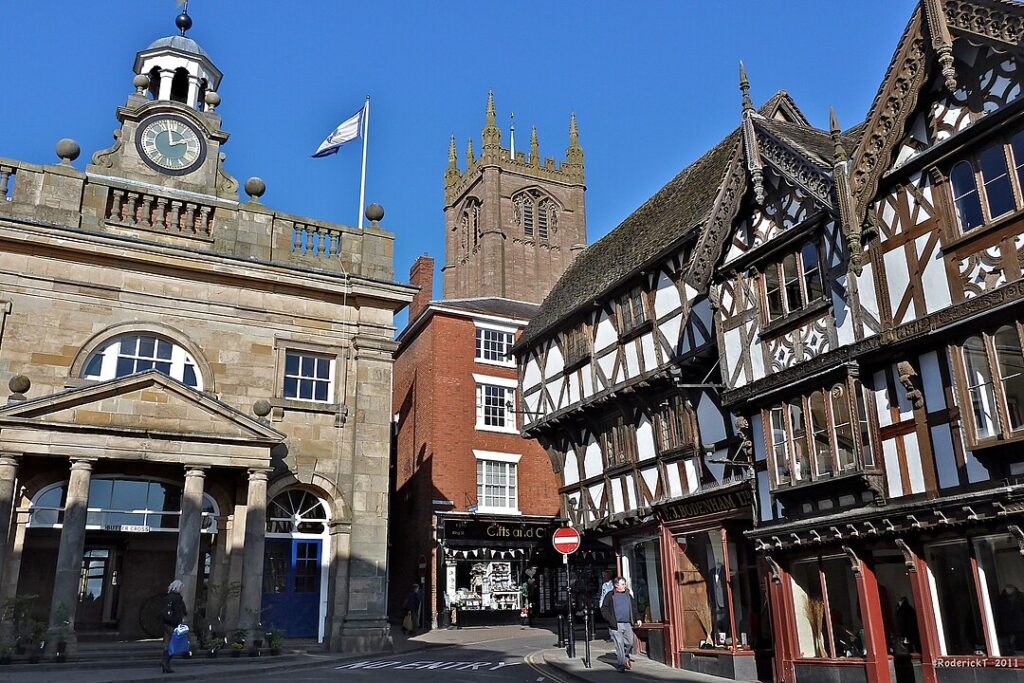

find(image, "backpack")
[161,595,182,625]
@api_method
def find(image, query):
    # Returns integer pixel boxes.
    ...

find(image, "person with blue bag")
[160,579,188,674]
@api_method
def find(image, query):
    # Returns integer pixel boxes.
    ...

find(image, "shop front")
[654,485,771,681]
[437,514,563,626]
[755,494,1024,683]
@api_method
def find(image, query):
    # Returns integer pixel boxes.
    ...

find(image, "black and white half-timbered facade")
[516,3,1024,683]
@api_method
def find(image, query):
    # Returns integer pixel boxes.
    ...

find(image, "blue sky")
[4,1,916,319]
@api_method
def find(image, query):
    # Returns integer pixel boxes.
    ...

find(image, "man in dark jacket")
[600,576,641,672]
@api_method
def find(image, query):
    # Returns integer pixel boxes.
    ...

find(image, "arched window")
[147,67,161,100]
[29,478,218,532]
[461,198,481,250]
[196,78,208,111]
[170,67,190,104]
[522,197,535,236]
[267,490,330,534]
[81,334,204,390]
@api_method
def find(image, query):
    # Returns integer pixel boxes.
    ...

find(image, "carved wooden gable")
[725,169,820,264]
[894,40,1024,169]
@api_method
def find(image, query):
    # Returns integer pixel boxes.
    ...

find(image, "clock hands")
[167,131,187,147]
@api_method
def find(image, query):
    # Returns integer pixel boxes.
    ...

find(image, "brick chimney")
[408,254,434,321]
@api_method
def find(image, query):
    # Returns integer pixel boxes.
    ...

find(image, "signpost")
[552,527,581,658]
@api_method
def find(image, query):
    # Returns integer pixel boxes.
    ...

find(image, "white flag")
[312,107,364,158]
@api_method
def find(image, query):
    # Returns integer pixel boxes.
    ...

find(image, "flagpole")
[358,95,370,229]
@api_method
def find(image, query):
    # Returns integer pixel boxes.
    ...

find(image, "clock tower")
[87,7,236,199]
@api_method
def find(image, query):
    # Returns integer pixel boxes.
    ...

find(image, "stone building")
[389,98,589,628]
[0,9,413,653]
[517,2,1024,683]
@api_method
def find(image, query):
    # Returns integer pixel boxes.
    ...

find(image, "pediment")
[0,370,284,444]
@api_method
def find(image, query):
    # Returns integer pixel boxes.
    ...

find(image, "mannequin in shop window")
[996,584,1024,654]
[895,597,920,653]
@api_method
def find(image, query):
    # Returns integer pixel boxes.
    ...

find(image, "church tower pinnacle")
[441,94,588,304]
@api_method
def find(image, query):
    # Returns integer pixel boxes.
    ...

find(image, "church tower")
[441,93,587,303]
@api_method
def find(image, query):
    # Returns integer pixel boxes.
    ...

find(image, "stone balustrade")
[0,157,395,282]
[271,215,362,275]
[0,165,15,201]
[105,188,215,239]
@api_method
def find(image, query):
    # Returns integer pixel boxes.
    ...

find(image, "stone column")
[174,467,207,618]
[237,469,268,632]
[158,69,175,100]
[0,455,20,588]
[48,458,94,652]
[332,337,395,652]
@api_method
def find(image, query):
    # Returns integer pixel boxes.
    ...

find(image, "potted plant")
[52,604,70,663]
[26,619,46,663]
[1,594,37,655]
[229,629,246,658]
[266,627,284,656]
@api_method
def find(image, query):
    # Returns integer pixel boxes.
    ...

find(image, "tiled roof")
[433,297,540,320]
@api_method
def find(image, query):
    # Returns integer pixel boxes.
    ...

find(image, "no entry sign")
[552,526,581,555]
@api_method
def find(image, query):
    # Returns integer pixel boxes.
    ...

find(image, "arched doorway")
[262,489,330,640]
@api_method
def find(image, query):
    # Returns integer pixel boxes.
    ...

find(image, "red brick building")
[389,99,587,627]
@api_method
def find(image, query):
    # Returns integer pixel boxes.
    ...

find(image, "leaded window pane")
[963,335,999,438]
[783,253,802,312]
[809,390,832,478]
[994,325,1024,431]
[831,385,856,472]
[765,266,783,320]
[802,242,823,302]
[789,401,809,481]
[980,144,1015,219]
[951,161,984,231]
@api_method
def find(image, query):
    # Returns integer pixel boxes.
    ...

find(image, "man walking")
[600,576,642,672]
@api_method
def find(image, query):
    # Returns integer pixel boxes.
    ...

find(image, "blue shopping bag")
[168,624,190,656]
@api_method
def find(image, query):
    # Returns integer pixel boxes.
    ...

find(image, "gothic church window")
[462,198,481,251]
[82,334,203,390]
[514,190,558,241]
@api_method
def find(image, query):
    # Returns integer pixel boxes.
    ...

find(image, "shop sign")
[443,519,551,541]
[659,488,754,522]
[103,524,150,533]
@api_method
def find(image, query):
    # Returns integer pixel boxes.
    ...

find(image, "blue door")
[262,539,322,638]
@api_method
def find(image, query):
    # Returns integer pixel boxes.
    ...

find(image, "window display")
[448,560,523,612]
[791,555,865,659]
[622,536,663,622]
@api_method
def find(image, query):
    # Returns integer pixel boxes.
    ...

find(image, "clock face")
[135,115,207,175]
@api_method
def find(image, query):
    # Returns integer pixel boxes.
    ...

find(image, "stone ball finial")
[56,138,80,164]
[365,203,384,224]
[204,90,221,110]
[253,399,272,417]
[175,11,193,35]
[8,374,30,398]
[133,73,150,94]
[244,177,266,202]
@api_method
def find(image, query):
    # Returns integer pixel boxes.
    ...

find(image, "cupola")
[132,3,222,111]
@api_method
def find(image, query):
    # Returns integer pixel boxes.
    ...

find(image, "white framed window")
[473,374,518,433]
[474,451,521,513]
[82,334,203,390]
[474,323,516,367]
[283,351,335,403]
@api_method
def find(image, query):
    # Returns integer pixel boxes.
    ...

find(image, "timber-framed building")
[516,2,1024,683]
